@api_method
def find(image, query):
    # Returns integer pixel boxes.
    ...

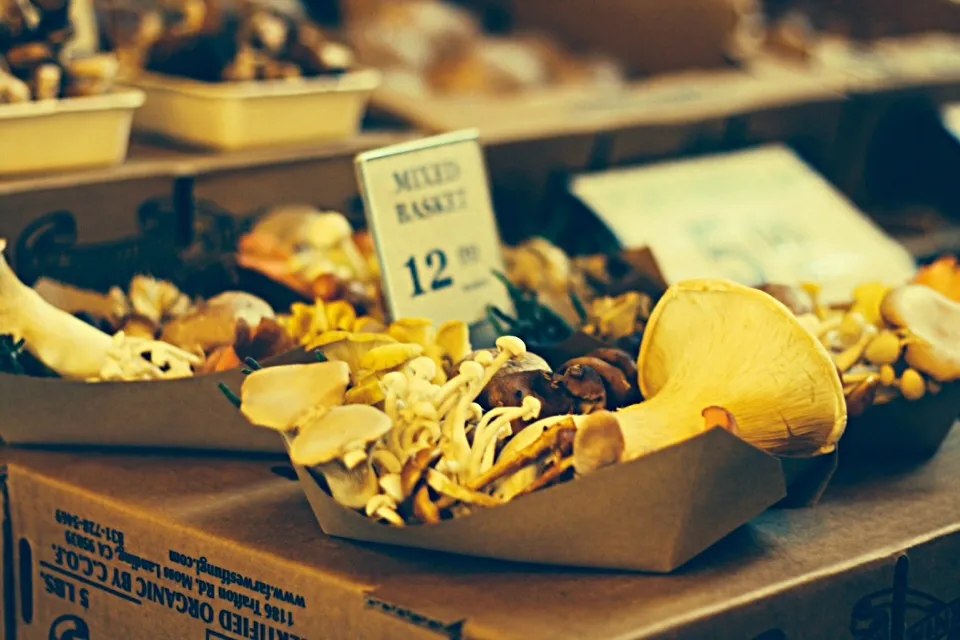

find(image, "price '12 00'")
[403,249,454,297]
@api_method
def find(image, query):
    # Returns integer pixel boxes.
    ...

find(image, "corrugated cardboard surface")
[7,428,960,639]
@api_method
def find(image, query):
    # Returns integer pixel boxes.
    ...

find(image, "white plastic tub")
[126,69,381,150]
[0,89,144,175]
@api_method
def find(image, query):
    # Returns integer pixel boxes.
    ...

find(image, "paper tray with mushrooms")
[761,259,960,461]
[0,235,338,453]
[227,278,864,570]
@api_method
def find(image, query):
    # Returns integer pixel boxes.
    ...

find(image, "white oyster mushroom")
[95,332,201,382]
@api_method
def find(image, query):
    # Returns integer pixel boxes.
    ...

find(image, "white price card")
[356,129,513,327]
[571,145,917,304]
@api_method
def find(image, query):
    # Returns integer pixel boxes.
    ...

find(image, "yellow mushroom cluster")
[236,279,850,527]
[796,282,960,415]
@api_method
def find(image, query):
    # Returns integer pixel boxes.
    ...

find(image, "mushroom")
[0,68,30,103]
[572,411,625,475]
[161,292,274,354]
[0,239,191,379]
[30,64,61,100]
[556,356,633,408]
[581,279,847,461]
[466,396,542,481]
[290,405,393,510]
[358,343,424,379]
[365,493,405,526]
[881,285,960,382]
[388,318,434,347]
[435,320,472,368]
[128,275,193,324]
[95,332,201,381]
[240,361,351,432]
[306,331,396,373]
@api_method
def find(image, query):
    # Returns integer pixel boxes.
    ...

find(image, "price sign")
[571,145,917,304]
[356,130,513,327]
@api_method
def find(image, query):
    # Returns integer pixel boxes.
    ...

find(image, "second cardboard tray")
[0,350,318,454]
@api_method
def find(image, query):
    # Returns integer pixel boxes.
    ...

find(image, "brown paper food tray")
[0,350,314,454]
[841,383,960,461]
[12,432,960,639]
[289,427,786,572]
[373,68,841,142]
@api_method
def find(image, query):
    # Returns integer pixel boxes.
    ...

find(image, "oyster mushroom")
[435,320,472,367]
[291,405,393,510]
[240,361,351,432]
[306,331,397,372]
[95,332,200,381]
[583,279,847,461]
[881,285,960,382]
[359,343,424,377]
[388,318,434,346]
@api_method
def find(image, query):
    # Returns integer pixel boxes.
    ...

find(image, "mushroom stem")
[316,458,379,510]
[0,240,119,378]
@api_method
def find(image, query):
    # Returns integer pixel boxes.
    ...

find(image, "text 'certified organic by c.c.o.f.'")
[355,129,513,326]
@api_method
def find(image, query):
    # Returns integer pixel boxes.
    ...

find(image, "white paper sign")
[571,145,917,303]
[356,130,513,326]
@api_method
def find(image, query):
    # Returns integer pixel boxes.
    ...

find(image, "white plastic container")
[126,69,381,150]
[0,89,144,175]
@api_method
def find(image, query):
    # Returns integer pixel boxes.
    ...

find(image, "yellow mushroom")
[863,330,903,366]
[306,331,396,372]
[899,368,926,401]
[578,279,847,463]
[359,343,424,373]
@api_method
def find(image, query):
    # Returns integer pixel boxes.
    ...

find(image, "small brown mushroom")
[557,356,633,408]
[478,369,574,422]
[5,42,54,70]
[412,485,441,524]
[554,363,607,413]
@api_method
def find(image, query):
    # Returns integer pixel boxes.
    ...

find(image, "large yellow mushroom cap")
[637,279,847,457]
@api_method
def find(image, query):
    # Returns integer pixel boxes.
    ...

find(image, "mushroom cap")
[307,331,397,371]
[388,317,436,346]
[240,360,351,431]
[302,211,354,248]
[436,320,472,363]
[291,404,393,466]
[639,279,847,456]
[360,343,424,372]
[206,292,275,326]
[881,284,960,382]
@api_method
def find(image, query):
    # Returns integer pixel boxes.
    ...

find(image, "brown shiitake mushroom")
[554,363,607,413]
[479,369,575,423]
[559,352,638,408]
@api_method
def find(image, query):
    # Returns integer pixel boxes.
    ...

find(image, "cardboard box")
[8,431,960,639]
